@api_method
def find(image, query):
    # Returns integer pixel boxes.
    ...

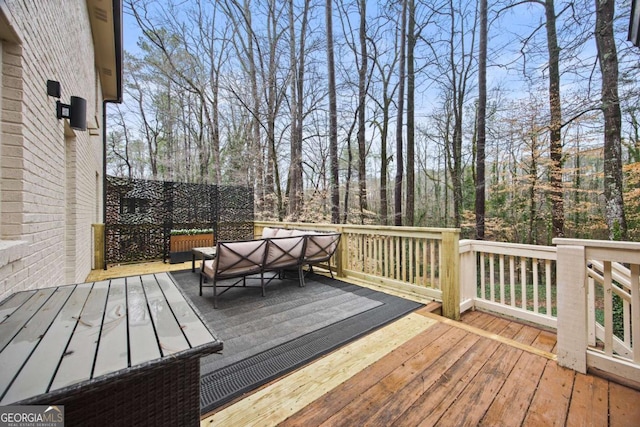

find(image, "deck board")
[479,352,547,426]
[522,361,575,427]
[395,335,500,426]
[361,330,482,427]
[565,373,609,427]
[531,329,557,353]
[609,382,640,427]
[435,343,524,427]
[461,310,557,354]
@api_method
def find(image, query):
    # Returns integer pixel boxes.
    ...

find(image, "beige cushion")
[276,229,293,237]
[215,240,266,277]
[304,234,339,262]
[203,259,216,277]
[262,227,277,238]
[265,236,305,269]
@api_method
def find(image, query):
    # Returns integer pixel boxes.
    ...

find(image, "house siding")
[0,0,105,300]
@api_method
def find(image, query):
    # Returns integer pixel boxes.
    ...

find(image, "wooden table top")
[0,272,222,404]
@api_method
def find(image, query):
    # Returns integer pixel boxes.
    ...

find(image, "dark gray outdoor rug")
[170,270,423,414]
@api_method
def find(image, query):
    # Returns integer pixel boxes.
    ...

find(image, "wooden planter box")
[170,233,214,263]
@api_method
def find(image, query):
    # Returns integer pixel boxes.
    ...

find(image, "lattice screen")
[105,176,254,264]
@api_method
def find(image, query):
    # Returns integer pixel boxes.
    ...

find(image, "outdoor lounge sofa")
[199,228,341,308]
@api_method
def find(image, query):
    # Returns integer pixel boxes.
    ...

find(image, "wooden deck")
[85,264,640,426]
[203,309,640,427]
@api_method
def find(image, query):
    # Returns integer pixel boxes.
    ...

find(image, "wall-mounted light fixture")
[47,80,87,131]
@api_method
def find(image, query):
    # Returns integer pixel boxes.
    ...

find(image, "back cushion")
[262,227,278,238]
[276,229,294,237]
[266,236,305,267]
[305,234,339,261]
[217,240,266,275]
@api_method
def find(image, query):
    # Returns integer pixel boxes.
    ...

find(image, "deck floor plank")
[522,361,575,427]
[390,334,500,426]
[565,372,609,427]
[479,352,548,426]
[459,310,486,327]
[319,327,474,427]
[482,316,513,334]
[463,311,558,355]
[362,331,483,427]
[512,323,547,347]
[279,321,453,426]
[434,343,524,427]
[609,381,640,427]
[530,329,557,353]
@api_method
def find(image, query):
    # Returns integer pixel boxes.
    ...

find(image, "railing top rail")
[255,221,460,238]
[460,239,557,259]
[553,238,640,251]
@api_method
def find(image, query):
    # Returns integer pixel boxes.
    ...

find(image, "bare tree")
[475,0,487,239]
[544,0,564,238]
[286,0,311,220]
[327,0,340,223]
[369,25,399,225]
[395,0,407,226]
[595,0,628,240]
[405,0,416,226]
[357,0,369,222]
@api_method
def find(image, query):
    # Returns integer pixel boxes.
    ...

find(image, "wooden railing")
[459,240,558,329]
[254,222,461,319]
[555,238,640,386]
[90,221,640,383]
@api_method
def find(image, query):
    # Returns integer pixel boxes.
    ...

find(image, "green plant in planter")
[170,228,214,236]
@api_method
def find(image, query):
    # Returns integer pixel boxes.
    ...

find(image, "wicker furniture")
[0,272,222,426]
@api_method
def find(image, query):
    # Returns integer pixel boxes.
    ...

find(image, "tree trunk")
[395,0,407,226]
[357,0,369,223]
[405,0,415,226]
[475,0,487,239]
[545,0,564,238]
[327,0,340,224]
[595,0,628,240]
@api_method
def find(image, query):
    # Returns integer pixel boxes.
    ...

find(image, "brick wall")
[0,0,105,299]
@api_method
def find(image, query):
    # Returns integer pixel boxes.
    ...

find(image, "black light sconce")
[47,80,87,131]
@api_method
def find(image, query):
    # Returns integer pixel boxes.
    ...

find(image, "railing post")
[92,223,105,270]
[335,226,345,278]
[441,230,460,320]
[554,240,587,373]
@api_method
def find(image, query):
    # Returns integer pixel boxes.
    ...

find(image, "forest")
[108,0,640,244]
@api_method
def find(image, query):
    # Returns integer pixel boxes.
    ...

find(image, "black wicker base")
[18,356,201,427]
